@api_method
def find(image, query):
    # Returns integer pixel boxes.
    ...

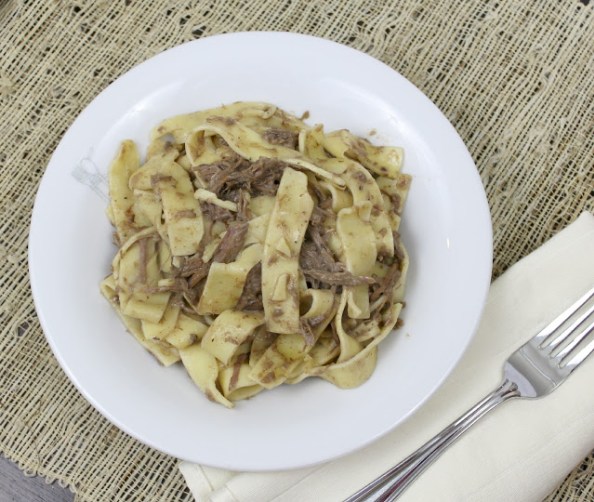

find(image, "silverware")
[345,285,594,502]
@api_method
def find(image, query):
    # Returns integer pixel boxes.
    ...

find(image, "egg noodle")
[100,102,411,408]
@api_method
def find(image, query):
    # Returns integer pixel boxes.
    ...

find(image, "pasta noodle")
[100,102,411,408]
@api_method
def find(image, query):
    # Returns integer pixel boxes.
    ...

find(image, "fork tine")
[547,303,594,358]
[562,320,594,370]
[554,303,594,361]
[538,285,594,349]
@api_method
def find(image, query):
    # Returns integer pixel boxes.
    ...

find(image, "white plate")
[29,32,492,471]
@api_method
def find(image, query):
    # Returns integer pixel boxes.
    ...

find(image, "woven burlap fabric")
[1,0,592,500]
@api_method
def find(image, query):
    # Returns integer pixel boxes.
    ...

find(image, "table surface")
[0,455,73,502]
[1,0,592,500]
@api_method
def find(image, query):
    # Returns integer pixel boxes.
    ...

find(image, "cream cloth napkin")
[180,211,594,502]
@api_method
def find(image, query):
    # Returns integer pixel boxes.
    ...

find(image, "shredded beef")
[188,269,208,288]
[393,231,405,263]
[168,288,201,315]
[174,208,248,300]
[247,158,285,195]
[262,128,298,149]
[137,237,149,284]
[196,155,286,199]
[185,145,404,312]
[170,292,186,308]
[300,223,336,284]
[300,209,338,272]
[310,225,339,268]
[307,314,327,329]
[190,280,206,304]
[195,163,221,183]
[195,153,249,195]
[180,303,198,316]
[300,221,377,287]
[310,206,335,231]
[154,278,189,293]
[299,240,324,272]
[179,253,208,277]
[300,221,348,286]
[212,157,250,194]
[212,221,248,264]
[310,184,333,211]
[300,318,316,346]
[236,263,263,311]
[173,253,210,290]
[236,189,252,221]
[229,353,249,391]
[201,202,234,223]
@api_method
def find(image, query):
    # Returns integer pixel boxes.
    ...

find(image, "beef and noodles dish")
[100,102,411,407]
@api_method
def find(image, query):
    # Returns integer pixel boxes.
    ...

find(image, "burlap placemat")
[1,0,592,500]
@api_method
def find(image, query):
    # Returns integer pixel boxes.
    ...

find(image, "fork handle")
[344,379,520,502]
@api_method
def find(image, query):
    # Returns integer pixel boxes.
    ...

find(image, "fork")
[345,285,594,502]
